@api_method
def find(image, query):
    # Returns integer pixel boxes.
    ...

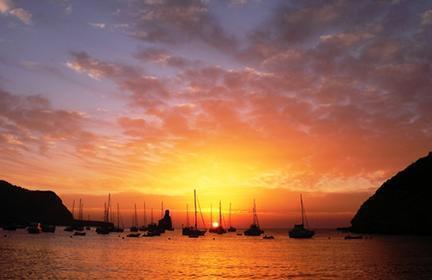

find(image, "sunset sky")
[1,0,431,228]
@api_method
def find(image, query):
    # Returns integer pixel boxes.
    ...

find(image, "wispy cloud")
[0,0,32,24]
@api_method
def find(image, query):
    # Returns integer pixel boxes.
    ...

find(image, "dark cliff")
[0,180,73,226]
[351,152,432,235]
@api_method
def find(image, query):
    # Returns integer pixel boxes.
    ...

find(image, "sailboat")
[112,203,124,232]
[142,208,162,237]
[244,199,264,236]
[139,202,148,231]
[182,203,193,235]
[227,202,236,232]
[288,194,315,239]
[209,201,226,234]
[27,223,40,234]
[74,199,85,232]
[187,189,206,238]
[64,199,75,232]
[130,204,139,232]
[96,194,113,234]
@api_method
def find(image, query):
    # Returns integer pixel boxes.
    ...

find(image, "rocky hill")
[351,152,432,235]
[0,180,73,226]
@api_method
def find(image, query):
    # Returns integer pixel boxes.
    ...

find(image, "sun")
[212,222,219,228]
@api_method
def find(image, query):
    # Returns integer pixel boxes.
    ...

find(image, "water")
[1,228,432,279]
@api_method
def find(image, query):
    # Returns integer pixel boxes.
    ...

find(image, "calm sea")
[1,228,432,279]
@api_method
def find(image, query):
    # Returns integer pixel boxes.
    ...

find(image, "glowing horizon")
[1,0,432,227]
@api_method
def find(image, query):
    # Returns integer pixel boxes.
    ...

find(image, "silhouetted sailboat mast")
[289,194,315,238]
[186,204,189,227]
[244,199,264,236]
[186,189,206,237]
[228,202,236,232]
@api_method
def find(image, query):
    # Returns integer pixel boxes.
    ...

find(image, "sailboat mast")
[219,201,222,226]
[106,193,111,222]
[143,202,147,226]
[253,199,256,225]
[161,201,164,218]
[151,208,154,224]
[186,203,189,227]
[194,189,198,229]
[210,204,213,226]
[134,203,138,227]
[300,194,304,225]
[72,199,75,219]
[229,202,232,227]
[117,203,120,228]
[79,199,83,221]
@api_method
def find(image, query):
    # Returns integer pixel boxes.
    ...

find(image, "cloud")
[89,22,106,29]
[124,0,237,51]
[421,9,432,26]
[0,88,99,157]
[67,51,170,108]
[0,0,32,24]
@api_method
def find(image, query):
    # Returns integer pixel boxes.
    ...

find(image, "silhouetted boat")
[263,234,274,239]
[127,232,141,237]
[182,203,193,235]
[27,223,40,234]
[64,225,74,232]
[209,201,226,234]
[139,202,148,231]
[96,226,111,234]
[289,194,315,239]
[227,202,236,232]
[187,189,206,237]
[41,224,56,233]
[2,223,17,231]
[112,203,124,232]
[73,231,86,236]
[129,203,139,232]
[344,235,363,240]
[142,231,160,237]
[96,194,113,234]
[244,200,264,236]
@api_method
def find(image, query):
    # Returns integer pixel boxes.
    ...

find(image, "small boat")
[244,200,264,236]
[187,189,206,238]
[188,232,200,238]
[96,226,111,235]
[73,231,86,236]
[127,233,141,238]
[344,235,363,240]
[27,223,40,234]
[41,224,56,233]
[263,235,274,239]
[2,223,17,231]
[288,194,315,239]
[142,231,160,237]
[64,225,74,232]
[236,233,242,236]
[74,225,84,231]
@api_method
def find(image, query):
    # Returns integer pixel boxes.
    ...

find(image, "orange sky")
[1,0,432,227]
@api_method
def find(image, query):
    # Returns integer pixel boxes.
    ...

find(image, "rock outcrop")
[158,209,174,231]
[351,152,432,235]
[0,180,73,226]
